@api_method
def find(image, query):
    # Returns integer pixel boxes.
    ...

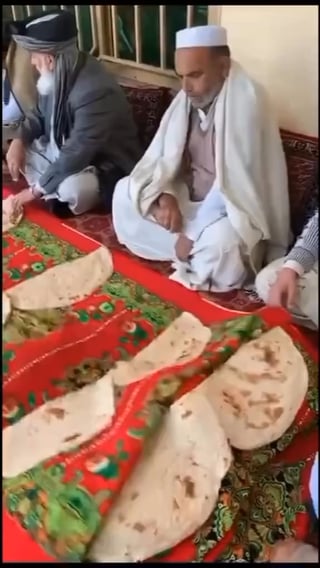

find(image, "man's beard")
[36,71,55,96]
[189,84,224,110]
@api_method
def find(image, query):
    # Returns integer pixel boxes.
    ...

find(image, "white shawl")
[128,61,291,265]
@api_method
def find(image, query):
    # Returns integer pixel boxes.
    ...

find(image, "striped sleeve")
[284,209,319,273]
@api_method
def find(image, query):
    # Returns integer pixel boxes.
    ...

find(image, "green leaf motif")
[77,310,90,323]
[28,392,36,407]
[92,312,103,320]
[3,349,15,361]
[2,349,15,374]
[119,451,129,461]
[127,427,147,439]
[8,268,21,280]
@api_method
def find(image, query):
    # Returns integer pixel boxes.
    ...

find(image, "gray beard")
[189,83,224,110]
[36,72,55,96]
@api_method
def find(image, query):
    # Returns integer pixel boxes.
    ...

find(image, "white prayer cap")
[176,25,228,50]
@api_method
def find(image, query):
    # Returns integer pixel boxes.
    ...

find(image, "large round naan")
[2,293,11,325]
[6,246,113,310]
[89,390,232,562]
[3,374,115,478]
[198,327,308,450]
[111,312,211,387]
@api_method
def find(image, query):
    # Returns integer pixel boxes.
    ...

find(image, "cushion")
[122,85,170,151]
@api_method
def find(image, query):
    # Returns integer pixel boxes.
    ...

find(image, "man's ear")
[221,56,231,79]
[47,54,56,71]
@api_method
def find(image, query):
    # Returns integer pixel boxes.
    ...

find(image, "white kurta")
[114,100,249,292]
[113,62,290,291]
[112,61,290,292]
[113,181,249,292]
[23,114,100,215]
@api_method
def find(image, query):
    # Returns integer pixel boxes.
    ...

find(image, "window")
[102,5,209,73]
[115,6,208,70]
[3,5,214,78]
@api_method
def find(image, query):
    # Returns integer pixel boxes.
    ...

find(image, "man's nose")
[182,77,192,94]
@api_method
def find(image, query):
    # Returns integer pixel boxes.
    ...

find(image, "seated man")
[112,25,291,292]
[256,209,318,329]
[6,10,141,217]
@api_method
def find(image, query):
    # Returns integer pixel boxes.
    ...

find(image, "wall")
[210,5,318,136]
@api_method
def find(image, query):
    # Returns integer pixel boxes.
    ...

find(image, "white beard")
[36,71,55,96]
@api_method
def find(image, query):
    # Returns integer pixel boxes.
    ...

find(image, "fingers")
[8,161,20,183]
[287,280,297,309]
[169,211,183,233]
[156,207,182,233]
[268,284,282,307]
[162,215,171,231]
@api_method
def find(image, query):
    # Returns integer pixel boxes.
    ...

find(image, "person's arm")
[283,210,319,275]
[183,184,227,242]
[38,88,118,195]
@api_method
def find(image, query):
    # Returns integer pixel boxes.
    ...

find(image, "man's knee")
[112,176,130,208]
[57,171,100,215]
[58,171,99,202]
[112,176,133,235]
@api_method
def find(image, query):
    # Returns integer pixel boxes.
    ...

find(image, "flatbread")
[2,292,11,325]
[111,312,211,386]
[3,374,115,478]
[196,327,308,450]
[6,246,113,310]
[89,389,232,562]
[2,196,23,233]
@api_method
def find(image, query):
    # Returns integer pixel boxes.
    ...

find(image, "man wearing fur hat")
[6,10,141,217]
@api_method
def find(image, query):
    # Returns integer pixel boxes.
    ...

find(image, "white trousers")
[255,258,319,329]
[113,177,250,292]
[24,138,100,215]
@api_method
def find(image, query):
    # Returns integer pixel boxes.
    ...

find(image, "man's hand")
[175,234,194,262]
[6,139,26,182]
[269,538,318,562]
[153,194,183,233]
[268,267,299,310]
[12,188,36,213]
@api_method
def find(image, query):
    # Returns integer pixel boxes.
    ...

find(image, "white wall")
[211,5,318,136]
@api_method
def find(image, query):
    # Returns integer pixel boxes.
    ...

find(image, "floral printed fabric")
[3,220,318,563]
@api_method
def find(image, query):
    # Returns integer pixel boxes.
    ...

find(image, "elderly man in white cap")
[112,25,291,292]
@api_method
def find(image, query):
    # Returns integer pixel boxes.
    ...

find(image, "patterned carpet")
[60,212,319,348]
[64,211,265,313]
[2,167,264,313]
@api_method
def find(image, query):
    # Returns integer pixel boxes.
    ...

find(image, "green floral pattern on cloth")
[3,313,267,562]
[11,220,84,264]
[215,460,308,562]
[4,308,67,344]
[3,463,112,562]
[3,220,318,563]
